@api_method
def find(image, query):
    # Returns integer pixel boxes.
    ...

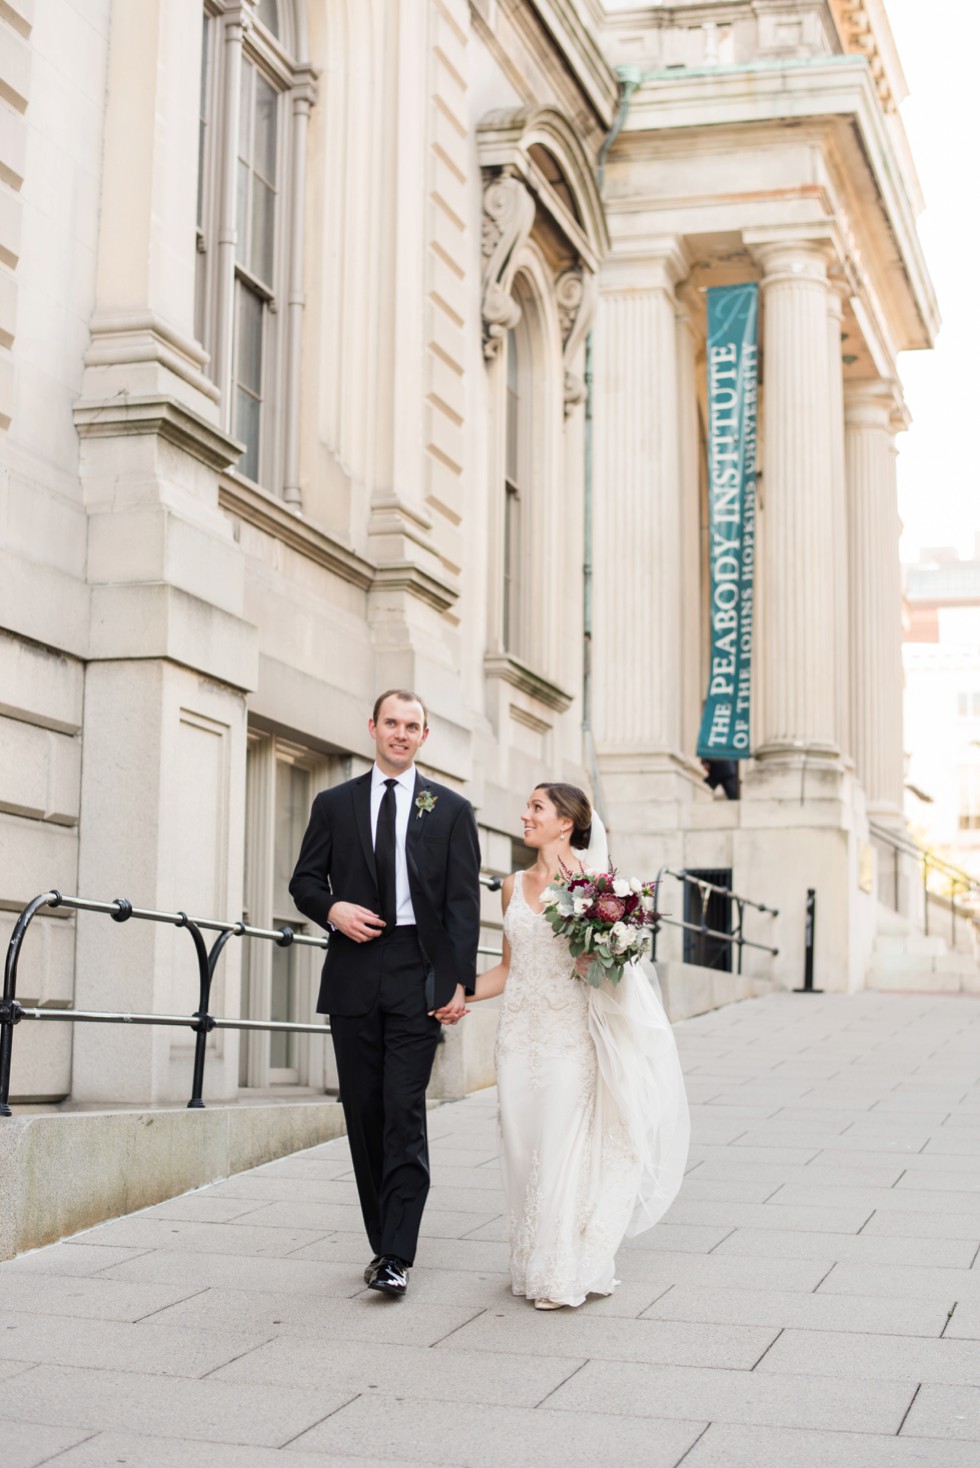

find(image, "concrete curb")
[0,1099,346,1260]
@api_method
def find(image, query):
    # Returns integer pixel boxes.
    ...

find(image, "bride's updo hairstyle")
[534,783,592,851]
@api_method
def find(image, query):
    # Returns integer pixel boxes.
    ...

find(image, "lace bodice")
[496,871,592,1075]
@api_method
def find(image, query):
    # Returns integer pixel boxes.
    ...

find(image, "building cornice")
[619,55,938,350]
[524,0,619,127]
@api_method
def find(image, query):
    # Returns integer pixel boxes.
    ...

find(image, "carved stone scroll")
[481,169,535,360]
[556,267,597,415]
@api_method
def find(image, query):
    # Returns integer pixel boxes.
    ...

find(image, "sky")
[885,0,980,563]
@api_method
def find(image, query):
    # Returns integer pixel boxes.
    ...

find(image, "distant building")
[0,0,937,1106]
[904,540,980,884]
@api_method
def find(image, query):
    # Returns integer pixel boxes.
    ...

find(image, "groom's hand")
[430,983,468,1025]
[329,902,385,943]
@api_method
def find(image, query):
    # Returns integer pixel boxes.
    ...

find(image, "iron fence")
[1,881,507,1116]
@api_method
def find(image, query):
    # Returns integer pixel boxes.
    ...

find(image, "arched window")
[196,1,314,503]
[503,321,525,657]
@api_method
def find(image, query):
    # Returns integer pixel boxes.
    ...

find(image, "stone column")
[593,239,691,849]
[748,232,840,763]
[845,379,905,817]
[827,277,851,763]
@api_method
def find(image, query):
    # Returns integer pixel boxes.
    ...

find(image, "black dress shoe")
[368,1255,409,1296]
[363,1255,383,1286]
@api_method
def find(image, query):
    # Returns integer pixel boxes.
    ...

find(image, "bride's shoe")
[534,1298,565,1310]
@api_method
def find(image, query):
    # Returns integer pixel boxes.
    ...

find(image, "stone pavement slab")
[284,1397,706,1467]
[542,1358,916,1433]
[0,1364,354,1446]
[42,1436,416,1468]
[680,1422,978,1467]
[642,1284,952,1336]
[5,990,980,1464]
[900,1384,980,1441]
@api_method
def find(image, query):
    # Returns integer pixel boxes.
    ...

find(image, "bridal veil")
[581,813,691,1236]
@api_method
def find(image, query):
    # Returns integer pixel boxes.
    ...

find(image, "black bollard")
[794,888,822,993]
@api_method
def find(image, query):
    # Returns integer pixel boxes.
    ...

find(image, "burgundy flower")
[594,894,626,923]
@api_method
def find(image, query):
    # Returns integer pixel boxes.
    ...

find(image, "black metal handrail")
[650,866,779,974]
[869,820,980,946]
[1,887,505,1117]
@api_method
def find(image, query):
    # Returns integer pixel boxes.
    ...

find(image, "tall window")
[503,326,524,656]
[234,58,279,481]
[196,2,310,499]
[242,734,341,1089]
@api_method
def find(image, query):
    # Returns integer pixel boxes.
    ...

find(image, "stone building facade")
[0,0,936,1105]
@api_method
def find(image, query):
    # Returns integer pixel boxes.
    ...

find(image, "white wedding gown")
[495,870,690,1306]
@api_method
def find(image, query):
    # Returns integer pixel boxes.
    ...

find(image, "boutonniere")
[415,789,438,820]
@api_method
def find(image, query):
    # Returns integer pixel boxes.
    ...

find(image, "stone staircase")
[867,905,980,993]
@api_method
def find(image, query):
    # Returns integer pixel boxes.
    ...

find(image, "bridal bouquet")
[540,863,661,988]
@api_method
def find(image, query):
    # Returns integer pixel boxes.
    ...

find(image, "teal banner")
[696,283,758,762]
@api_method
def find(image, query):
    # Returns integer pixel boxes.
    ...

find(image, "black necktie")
[375,777,398,934]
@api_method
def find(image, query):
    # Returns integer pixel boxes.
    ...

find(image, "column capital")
[744,224,842,285]
[601,234,693,296]
[844,377,907,431]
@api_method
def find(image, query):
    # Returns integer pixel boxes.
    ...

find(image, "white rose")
[641,894,656,914]
[612,878,631,898]
[609,921,630,953]
[630,878,643,894]
[573,896,591,915]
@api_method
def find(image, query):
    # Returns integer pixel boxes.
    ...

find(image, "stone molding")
[84,312,220,406]
[218,476,374,592]
[74,393,242,474]
[483,652,573,713]
[370,562,460,616]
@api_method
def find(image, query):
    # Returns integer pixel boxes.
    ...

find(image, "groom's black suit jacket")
[289,770,482,1017]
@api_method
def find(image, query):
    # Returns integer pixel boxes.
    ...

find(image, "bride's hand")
[573,954,593,979]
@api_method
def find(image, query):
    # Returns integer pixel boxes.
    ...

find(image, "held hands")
[330,901,386,943]
[430,982,469,1026]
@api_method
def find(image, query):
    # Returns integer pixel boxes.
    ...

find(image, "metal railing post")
[0,890,60,1116]
[923,854,930,937]
[794,888,822,993]
[184,913,216,1109]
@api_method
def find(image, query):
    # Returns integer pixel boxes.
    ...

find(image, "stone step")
[866,968,966,994]
[872,934,946,959]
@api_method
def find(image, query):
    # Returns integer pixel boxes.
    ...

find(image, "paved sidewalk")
[4,990,980,1467]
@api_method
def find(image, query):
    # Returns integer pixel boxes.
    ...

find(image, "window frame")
[195,0,306,499]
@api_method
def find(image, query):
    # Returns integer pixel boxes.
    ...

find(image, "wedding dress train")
[495,870,689,1306]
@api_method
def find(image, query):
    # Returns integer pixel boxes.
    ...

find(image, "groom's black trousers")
[329,926,441,1267]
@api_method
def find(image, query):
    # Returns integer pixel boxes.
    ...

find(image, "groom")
[289,689,481,1296]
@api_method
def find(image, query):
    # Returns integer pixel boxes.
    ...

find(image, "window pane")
[505,329,520,484]
[254,74,278,185]
[251,177,276,285]
[235,159,249,267]
[239,58,252,160]
[269,942,295,1070]
[196,15,209,230]
[236,388,260,481]
[256,0,280,38]
[274,764,310,916]
[236,282,263,392]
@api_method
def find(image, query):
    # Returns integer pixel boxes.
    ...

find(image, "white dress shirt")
[370,763,417,926]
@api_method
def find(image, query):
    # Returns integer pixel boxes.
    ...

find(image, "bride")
[471,783,690,1310]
